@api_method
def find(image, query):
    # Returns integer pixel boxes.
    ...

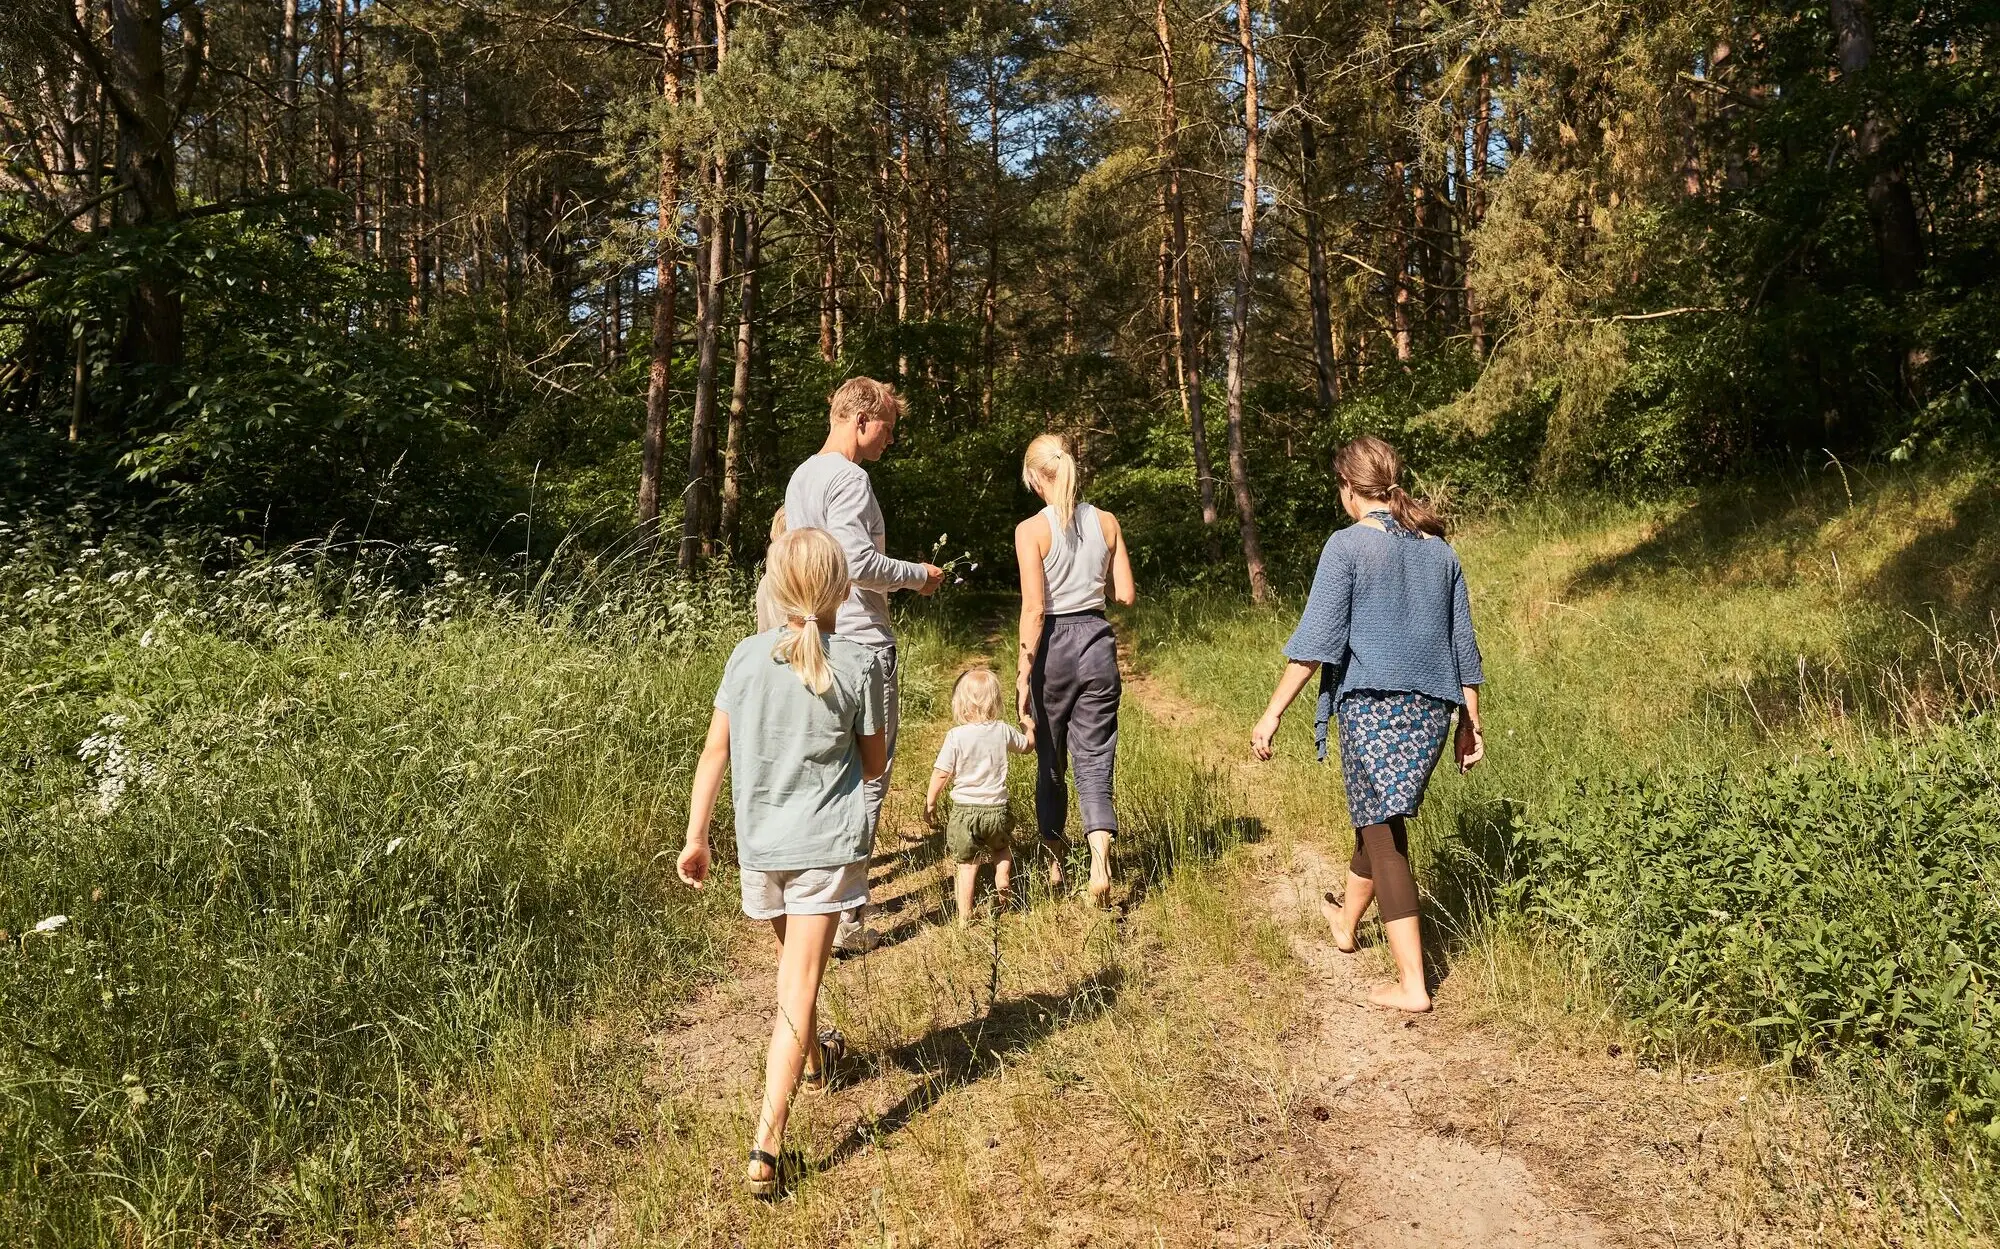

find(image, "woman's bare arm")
[1250,660,1320,760]
[1014,515,1051,722]
[1102,510,1136,607]
[1455,686,1484,772]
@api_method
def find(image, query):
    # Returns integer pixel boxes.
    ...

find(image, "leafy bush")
[0,520,744,1243]
[8,203,501,543]
[1514,718,2000,1149]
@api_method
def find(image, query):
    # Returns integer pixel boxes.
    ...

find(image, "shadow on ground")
[819,967,1126,1170]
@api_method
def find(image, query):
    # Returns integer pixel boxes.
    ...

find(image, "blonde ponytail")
[1022,433,1079,534]
[765,528,851,694]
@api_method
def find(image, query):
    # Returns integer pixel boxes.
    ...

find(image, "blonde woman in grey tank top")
[1014,434,1136,908]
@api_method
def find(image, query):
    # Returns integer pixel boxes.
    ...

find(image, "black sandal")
[746,1148,780,1198]
[799,1028,846,1093]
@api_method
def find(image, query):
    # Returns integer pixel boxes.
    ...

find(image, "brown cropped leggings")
[1349,817,1419,923]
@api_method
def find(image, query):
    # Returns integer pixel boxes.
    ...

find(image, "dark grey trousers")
[1030,612,1121,841]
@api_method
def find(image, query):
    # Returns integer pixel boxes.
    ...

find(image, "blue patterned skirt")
[1335,690,1455,826]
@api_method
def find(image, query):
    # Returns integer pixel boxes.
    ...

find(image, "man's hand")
[1016,677,1033,725]
[917,563,946,596]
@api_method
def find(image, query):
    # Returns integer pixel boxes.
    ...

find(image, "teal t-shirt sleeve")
[714,642,747,713]
[857,649,886,736]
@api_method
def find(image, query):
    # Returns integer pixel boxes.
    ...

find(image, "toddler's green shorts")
[946,802,1013,864]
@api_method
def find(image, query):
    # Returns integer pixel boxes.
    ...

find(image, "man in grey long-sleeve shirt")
[785,377,943,953]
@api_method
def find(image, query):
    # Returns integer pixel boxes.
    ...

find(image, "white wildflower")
[32,915,68,934]
[385,837,406,857]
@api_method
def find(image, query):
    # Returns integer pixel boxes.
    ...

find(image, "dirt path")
[396,655,1878,1247]
[1121,668,1872,1249]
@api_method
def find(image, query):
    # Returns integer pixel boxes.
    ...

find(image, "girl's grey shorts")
[738,859,869,921]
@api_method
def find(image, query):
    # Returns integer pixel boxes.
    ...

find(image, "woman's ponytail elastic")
[1022,434,1078,534]
[1336,436,1447,537]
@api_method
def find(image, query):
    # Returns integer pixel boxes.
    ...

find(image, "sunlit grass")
[0,528,746,1244]
[1134,459,2000,1242]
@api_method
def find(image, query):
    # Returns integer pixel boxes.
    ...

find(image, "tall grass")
[0,520,743,1244]
[1135,461,2000,1231]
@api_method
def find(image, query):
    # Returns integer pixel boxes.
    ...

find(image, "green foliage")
[15,204,502,541]
[1514,721,2000,1152]
[0,520,743,1243]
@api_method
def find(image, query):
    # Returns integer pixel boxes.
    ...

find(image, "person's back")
[1324,517,1477,702]
[715,628,884,869]
[1040,501,1112,615]
[936,720,1030,806]
[784,452,914,648]
[1288,511,1480,709]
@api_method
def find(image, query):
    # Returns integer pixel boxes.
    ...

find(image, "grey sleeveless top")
[1041,502,1110,615]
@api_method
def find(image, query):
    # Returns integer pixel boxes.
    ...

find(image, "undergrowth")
[0,520,746,1244]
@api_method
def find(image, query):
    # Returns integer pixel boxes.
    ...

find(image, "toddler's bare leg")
[954,862,979,926]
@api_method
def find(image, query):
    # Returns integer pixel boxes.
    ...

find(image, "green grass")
[1136,459,2000,1235]
[0,529,746,1244]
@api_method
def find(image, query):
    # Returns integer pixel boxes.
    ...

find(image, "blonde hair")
[1022,433,1079,534]
[768,506,787,542]
[829,377,902,428]
[950,668,1004,724]
[765,528,851,694]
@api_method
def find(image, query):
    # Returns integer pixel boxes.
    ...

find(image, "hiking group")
[674,376,1487,1196]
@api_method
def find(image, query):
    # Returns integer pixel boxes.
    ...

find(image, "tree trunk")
[1468,60,1490,359]
[981,55,1000,423]
[103,0,198,369]
[720,148,765,557]
[1226,0,1270,603]
[1155,0,1217,524]
[680,155,729,570]
[1830,0,1923,294]
[1291,52,1337,408]
[815,127,838,362]
[638,0,684,548]
[280,0,300,187]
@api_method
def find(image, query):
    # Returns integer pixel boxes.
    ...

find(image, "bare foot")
[1320,894,1358,953]
[1087,877,1112,909]
[1368,980,1432,1013]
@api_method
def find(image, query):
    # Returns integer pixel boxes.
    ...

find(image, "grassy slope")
[0,545,747,1245]
[1138,460,2000,1237]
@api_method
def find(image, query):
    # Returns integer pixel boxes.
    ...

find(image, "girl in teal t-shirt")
[676,527,888,1198]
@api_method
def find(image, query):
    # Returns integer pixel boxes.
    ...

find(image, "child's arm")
[1007,726,1034,753]
[925,767,951,825]
[677,708,730,888]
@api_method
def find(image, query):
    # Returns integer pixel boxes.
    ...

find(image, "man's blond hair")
[829,377,902,427]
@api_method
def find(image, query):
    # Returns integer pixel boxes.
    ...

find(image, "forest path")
[1115,667,1852,1249]
[396,647,1872,1247]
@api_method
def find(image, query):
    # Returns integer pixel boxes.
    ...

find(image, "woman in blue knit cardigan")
[1250,437,1486,1013]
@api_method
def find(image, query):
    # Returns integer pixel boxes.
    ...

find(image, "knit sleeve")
[1283,535,1353,666]
[1449,559,1485,688]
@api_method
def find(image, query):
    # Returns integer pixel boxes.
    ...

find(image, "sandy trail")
[1122,668,1861,1249]
[404,654,1870,1246]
